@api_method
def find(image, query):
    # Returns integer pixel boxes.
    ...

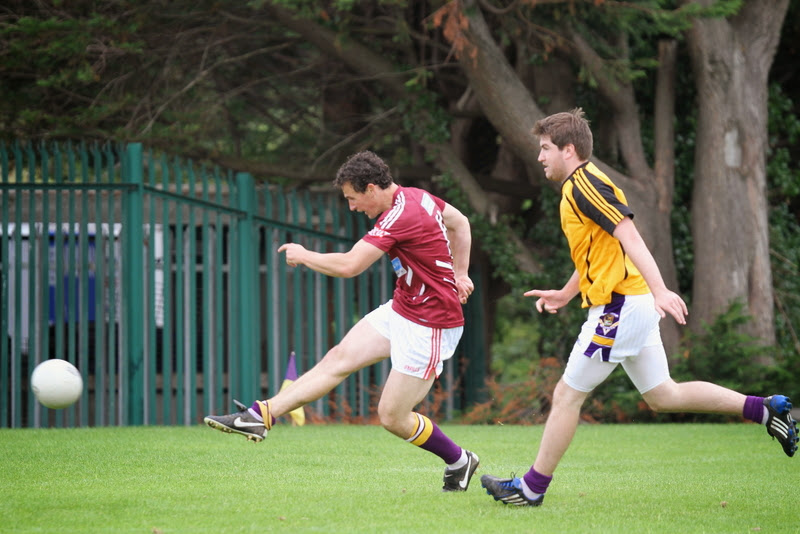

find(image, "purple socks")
[523,467,553,495]
[407,413,463,465]
[249,400,276,427]
[743,395,766,424]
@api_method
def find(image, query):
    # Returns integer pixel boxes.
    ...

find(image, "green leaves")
[398,86,451,145]
[767,83,800,198]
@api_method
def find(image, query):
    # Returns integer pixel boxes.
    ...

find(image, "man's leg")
[204,317,390,440]
[532,378,589,476]
[629,346,797,457]
[641,379,798,457]
[268,319,390,418]
[480,378,589,506]
[641,378,746,414]
[482,349,619,506]
[376,369,435,438]
[519,379,588,501]
[378,369,479,491]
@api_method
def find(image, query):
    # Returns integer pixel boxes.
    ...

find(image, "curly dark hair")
[333,151,394,193]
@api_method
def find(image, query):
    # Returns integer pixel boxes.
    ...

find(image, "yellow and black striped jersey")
[560,161,650,307]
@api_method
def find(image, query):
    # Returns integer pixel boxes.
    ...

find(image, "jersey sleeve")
[362,223,397,252]
[571,172,633,235]
[361,188,444,253]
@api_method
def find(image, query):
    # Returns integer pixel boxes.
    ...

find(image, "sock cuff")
[524,467,553,495]
[256,400,274,430]
[742,395,765,424]
[406,412,433,445]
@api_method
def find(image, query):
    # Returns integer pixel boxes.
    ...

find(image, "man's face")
[537,135,569,183]
[341,182,381,218]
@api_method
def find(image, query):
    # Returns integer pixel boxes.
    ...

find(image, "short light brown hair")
[532,108,593,161]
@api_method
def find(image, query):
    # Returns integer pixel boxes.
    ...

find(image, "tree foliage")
[1,0,798,419]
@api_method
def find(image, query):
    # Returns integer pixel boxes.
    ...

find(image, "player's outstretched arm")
[278,239,384,278]
[524,270,580,314]
[612,217,688,325]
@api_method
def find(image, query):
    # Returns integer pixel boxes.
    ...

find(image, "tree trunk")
[686,0,788,347]
[455,1,684,356]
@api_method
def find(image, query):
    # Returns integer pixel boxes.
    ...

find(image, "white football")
[30,359,84,409]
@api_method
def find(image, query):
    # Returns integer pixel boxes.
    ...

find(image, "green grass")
[1,423,797,533]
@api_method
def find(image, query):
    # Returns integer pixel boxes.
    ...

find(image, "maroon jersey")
[362,186,464,328]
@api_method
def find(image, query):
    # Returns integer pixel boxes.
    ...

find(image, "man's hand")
[524,288,572,314]
[456,275,474,304]
[652,288,688,325]
[278,243,307,267]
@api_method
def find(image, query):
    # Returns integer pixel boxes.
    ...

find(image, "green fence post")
[124,143,145,425]
[235,172,258,402]
[463,265,487,407]
[0,144,9,428]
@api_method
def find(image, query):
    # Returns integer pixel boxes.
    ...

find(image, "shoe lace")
[499,473,519,490]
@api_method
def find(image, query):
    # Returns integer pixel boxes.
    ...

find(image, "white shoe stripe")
[770,419,789,438]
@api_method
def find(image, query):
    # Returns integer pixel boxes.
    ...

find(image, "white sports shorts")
[365,300,463,380]
[563,293,671,394]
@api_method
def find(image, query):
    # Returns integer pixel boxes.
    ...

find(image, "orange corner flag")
[280,351,306,426]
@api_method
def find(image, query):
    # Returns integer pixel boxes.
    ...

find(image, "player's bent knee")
[376,402,412,436]
[644,399,668,413]
[641,379,679,413]
[377,409,402,434]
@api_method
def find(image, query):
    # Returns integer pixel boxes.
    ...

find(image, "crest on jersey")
[597,312,619,335]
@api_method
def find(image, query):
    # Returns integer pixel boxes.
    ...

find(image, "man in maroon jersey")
[205,151,480,492]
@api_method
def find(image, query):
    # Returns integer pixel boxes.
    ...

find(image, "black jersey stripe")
[575,167,620,214]
[573,168,625,223]
[571,179,619,235]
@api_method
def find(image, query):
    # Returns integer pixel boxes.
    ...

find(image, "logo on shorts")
[404,365,421,373]
[598,312,619,335]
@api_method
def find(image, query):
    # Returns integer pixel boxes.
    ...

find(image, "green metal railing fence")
[0,141,485,429]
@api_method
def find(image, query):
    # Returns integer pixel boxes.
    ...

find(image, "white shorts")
[365,300,463,380]
[563,293,670,394]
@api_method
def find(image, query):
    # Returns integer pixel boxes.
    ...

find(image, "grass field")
[1,422,797,533]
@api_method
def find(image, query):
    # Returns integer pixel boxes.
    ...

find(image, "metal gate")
[0,141,485,428]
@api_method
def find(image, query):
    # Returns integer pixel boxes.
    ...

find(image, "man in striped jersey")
[205,150,480,492]
[481,108,797,507]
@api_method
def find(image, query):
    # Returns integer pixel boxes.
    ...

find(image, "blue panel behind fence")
[0,141,483,429]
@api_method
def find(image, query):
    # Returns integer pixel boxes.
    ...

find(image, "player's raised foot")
[764,395,798,457]
[480,474,544,506]
[442,450,480,492]
[204,399,268,443]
